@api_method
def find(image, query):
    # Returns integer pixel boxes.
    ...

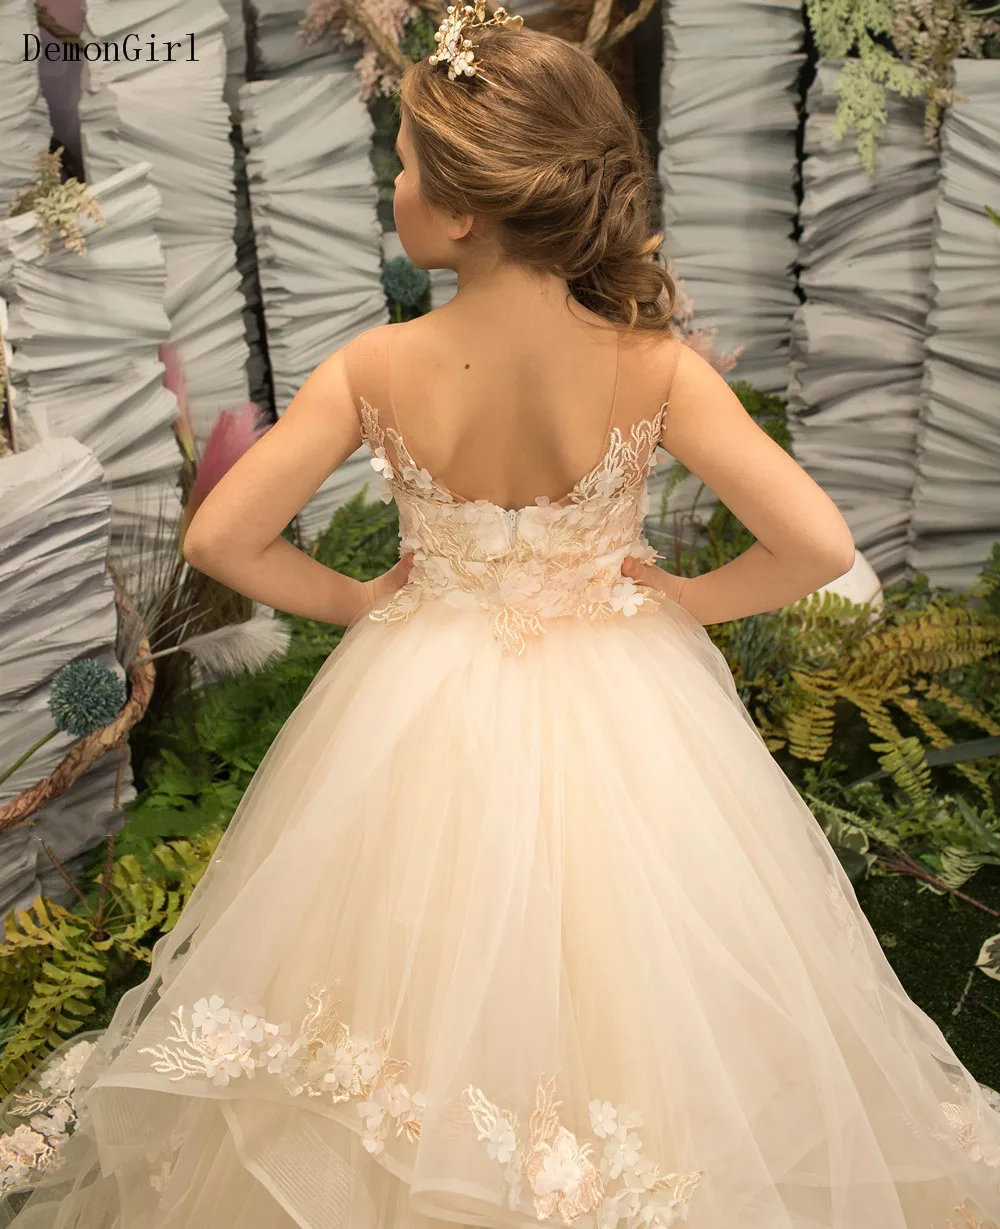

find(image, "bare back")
[345,309,682,513]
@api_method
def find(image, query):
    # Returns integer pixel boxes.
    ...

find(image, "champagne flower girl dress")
[3,328,1000,1229]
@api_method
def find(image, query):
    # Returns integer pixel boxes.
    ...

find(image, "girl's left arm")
[182,346,374,625]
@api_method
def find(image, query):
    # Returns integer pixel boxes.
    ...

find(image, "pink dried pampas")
[183,402,271,529]
[159,344,271,552]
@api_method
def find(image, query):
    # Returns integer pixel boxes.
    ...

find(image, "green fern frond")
[917,847,989,896]
[869,734,933,806]
[0,827,224,1094]
[921,682,1000,738]
[894,694,995,804]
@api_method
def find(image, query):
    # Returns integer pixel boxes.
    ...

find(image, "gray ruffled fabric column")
[657,0,805,393]
[0,439,132,919]
[80,0,251,447]
[788,60,939,584]
[241,58,389,543]
[0,0,51,212]
[0,163,181,581]
[908,59,1000,590]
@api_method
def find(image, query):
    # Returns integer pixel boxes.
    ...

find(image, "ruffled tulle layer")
[5,596,1000,1229]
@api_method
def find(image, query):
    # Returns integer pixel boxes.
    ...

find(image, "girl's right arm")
[632,343,856,626]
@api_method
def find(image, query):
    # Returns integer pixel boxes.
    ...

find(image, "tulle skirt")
[5,593,1000,1229]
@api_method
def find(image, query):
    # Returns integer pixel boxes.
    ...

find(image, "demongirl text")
[23,33,200,62]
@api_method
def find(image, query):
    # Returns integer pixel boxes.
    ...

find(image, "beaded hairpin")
[428,0,524,81]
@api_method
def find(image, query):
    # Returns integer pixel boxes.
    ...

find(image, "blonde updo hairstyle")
[398,26,676,335]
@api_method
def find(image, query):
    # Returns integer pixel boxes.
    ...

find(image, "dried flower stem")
[594,0,658,53]
[35,3,81,43]
[339,0,413,71]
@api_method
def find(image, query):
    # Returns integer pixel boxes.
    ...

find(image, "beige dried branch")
[594,0,657,53]
[580,0,614,55]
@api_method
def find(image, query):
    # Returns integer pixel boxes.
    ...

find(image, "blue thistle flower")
[48,659,127,738]
[381,256,430,310]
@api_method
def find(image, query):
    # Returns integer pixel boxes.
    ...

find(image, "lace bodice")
[357,399,671,656]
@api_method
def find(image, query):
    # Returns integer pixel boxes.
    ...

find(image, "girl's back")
[346,302,680,514]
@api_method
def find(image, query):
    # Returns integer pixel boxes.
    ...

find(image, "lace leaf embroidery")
[463,1072,706,1228]
[356,399,670,655]
[137,984,425,1154]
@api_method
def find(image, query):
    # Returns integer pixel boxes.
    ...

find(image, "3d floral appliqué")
[356,398,671,655]
[138,984,425,1156]
[463,1073,705,1228]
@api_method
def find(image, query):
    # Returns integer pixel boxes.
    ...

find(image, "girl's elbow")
[822,533,856,584]
[182,524,216,571]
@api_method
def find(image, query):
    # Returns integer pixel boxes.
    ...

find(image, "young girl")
[7,11,1000,1229]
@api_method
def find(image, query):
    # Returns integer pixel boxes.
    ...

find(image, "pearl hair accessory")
[428,0,524,81]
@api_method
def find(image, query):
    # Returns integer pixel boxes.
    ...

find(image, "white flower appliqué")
[139,984,426,1156]
[464,1073,705,1227]
[0,1038,97,1197]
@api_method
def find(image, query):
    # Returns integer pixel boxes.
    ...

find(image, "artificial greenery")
[805,0,1000,173]
[0,660,126,788]
[0,829,220,1097]
[382,255,431,321]
[7,148,104,256]
[47,660,126,739]
[398,11,439,62]
[657,384,1000,809]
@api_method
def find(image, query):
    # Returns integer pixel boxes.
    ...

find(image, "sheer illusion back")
[344,321,683,655]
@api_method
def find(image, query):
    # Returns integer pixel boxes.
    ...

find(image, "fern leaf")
[922,683,1000,738]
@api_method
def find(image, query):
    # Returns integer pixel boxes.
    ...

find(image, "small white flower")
[315,1041,354,1091]
[352,1034,383,1084]
[265,1035,295,1074]
[358,1095,386,1134]
[358,1095,388,1153]
[0,1158,31,1193]
[232,1010,266,1045]
[6,1125,48,1160]
[609,581,644,616]
[384,1082,412,1118]
[594,465,626,499]
[28,1106,72,1139]
[603,1130,642,1179]
[370,447,393,480]
[617,1187,643,1221]
[38,1041,94,1093]
[590,1099,618,1138]
[598,1193,625,1229]
[401,465,434,492]
[498,563,545,603]
[485,1117,517,1163]
[534,1136,583,1198]
[622,1155,660,1192]
[616,1104,644,1132]
[192,995,230,1038]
